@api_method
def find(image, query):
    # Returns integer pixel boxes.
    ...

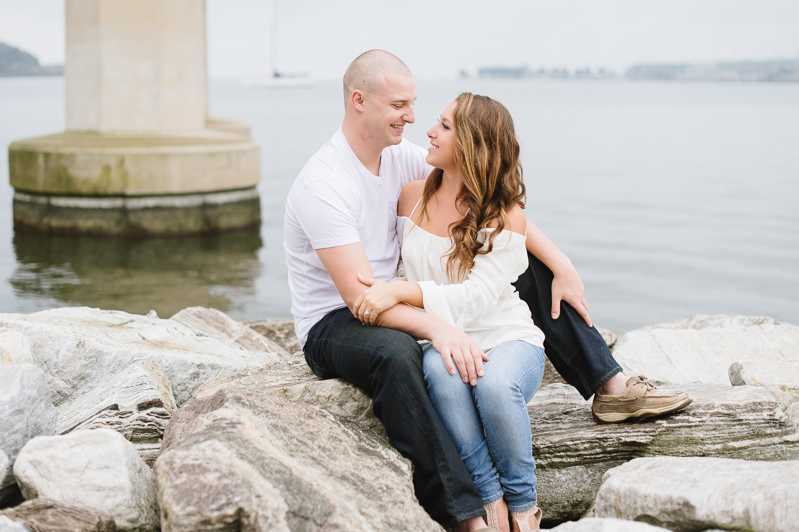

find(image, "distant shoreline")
[0,41,63,78]
[461,58,799,83]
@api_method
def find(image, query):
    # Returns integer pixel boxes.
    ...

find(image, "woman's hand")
[353,274,405,326]
[428,326,489,387]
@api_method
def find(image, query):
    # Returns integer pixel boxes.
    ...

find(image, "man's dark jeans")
[513,252,623,400]
[303,251,622,526]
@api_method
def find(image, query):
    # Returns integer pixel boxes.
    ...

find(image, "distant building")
[477,66,534,79]
[626,59,799,82]
[468,65,616,80]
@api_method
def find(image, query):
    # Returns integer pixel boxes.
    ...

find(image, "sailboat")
[241,0,314,88]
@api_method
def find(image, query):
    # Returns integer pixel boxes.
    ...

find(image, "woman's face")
[425,100,458,172]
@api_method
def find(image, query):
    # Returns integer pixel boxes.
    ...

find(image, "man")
[284,50,689,531]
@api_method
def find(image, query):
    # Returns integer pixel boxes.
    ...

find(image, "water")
[1,76,797,333]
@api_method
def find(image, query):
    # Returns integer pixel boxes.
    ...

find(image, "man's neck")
[341,121,384,176]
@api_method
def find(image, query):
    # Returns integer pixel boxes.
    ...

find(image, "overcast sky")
[1,0,798,79]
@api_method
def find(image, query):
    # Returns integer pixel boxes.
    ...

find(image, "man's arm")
[525,218,592,327]
[316,243,487,386]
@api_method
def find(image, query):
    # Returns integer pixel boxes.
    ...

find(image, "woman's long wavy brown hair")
[418,92,526,281]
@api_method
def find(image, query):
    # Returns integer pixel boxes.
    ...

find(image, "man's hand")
[551,265,592,327]
[428,326,489,387]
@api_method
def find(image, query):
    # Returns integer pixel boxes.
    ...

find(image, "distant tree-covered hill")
[0,42,63,77]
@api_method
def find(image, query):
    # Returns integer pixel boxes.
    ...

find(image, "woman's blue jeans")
[423,340,546,512]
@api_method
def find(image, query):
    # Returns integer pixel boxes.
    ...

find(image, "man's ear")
[351,90,366,112]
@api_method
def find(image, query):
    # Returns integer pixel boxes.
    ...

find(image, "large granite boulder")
[0,454,7,491]
[0,364,58,506]
[154,356,441,532]
[0,307,282,407]
[56,360,176,465]
[155,350,799,528]
[243,318,302,354]
[730,360,799,428]
[0,498,117,532]
[0,516,27,532]
[549,518,671,531]
[13,429,158,532]
[611,315,799,385]
[529,382,799,522]
[0,329,32,366]
[590,456,799,532]
[170,307,291,359]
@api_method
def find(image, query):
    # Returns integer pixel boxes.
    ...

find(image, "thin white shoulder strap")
[408,197,424,220]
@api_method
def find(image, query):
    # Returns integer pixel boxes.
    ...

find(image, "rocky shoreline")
[1,307,798,531]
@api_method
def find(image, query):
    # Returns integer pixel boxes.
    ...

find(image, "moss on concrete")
[9,132,259,196]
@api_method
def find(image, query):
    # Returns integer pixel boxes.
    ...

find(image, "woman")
[353,93,546,532]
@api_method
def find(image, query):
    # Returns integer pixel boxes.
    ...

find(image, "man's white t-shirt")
[284,128,431,347]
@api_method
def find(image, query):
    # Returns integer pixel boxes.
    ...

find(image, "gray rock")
[170,306,291,359]
[549,518,671,531]
[530,383,799,521]
[0,329,32,366]
[541,358,567,387]
[0,364,58,505]
[13,429,158,532]
[155,355,441,532]
[612,315,799,385]
[590,456,799,532]
[729,360,799,428]
[56,360,176,466]
[0,498,117,532]
[0,307,281,407]
[0,452,7,487]
[156,352,799,529]
[242,317,302,354]
[0,516,28,532]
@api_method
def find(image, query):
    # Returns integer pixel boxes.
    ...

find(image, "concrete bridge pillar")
[8,0,261,236]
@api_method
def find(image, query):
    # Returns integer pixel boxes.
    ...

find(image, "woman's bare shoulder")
[398,179,426,218]
[505,204,528,236]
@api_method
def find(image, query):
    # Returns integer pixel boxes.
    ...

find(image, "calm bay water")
[1,77,797,333]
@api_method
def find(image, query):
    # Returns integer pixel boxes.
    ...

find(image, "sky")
[1,0,798,79]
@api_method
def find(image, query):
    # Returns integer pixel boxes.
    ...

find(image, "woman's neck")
[436,170,467,213]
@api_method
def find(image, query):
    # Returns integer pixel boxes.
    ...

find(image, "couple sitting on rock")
[284,50,692,532]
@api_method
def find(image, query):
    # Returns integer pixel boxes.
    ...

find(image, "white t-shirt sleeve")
[417,232,528,330]
[295,179,361,250]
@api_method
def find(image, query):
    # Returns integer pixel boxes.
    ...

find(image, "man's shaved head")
[343,50,413,107]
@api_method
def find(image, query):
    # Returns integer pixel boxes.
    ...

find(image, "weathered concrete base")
[13,188,260,236]
[9,127,261,236]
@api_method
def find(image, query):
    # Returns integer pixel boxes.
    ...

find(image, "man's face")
[361,72,416,149]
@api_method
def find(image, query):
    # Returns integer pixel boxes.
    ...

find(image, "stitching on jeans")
[544,339,592,397]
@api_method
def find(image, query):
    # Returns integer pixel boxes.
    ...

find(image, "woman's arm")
[356,206,528,327]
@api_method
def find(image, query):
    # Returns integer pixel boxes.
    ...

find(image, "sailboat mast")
[271,0,279,78]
